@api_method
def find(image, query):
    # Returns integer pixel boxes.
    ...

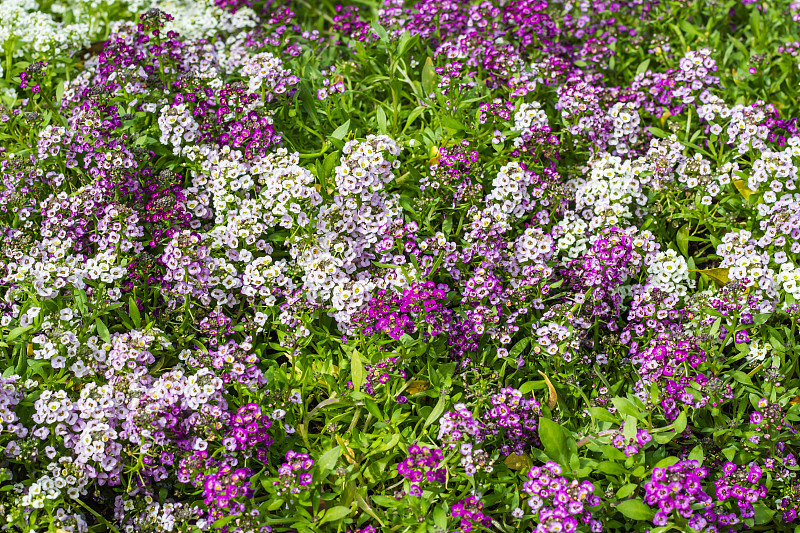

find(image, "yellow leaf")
[660,110,671,126]
[335,435,357,464]
[733,180,755,201]
[504,453,532,471]
[538,370,558,410]
[406,380,430,395]
[790,396,800,405]
[428,146,440,166]
[27,343,33,356]
[690,268,729,287]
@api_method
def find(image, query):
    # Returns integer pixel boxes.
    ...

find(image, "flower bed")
[2,0,800,531]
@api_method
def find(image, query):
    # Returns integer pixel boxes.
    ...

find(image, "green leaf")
[424,392,447,428]
[319,506,350,524]
[647,126,670,138]
[55,80,66,103]
[673,411,687,433]
[688,444,703,465]
[95,318,111,344]
[331,119,351,141]
[655,456,680,468]
[616,483,637,498]
[731,371,752,385]
[377,106,388,134]
[589,407,618,424]
[654,431,677,444]
[5,326,31,343]
[519,380,543,395]
[508,337,530,359]
[442,216,453,237]
[318,446,342,473]
[538,418,571,467]
[129,296,141,328]
[677,225,689,258]
[365,397,382,420]
[611,397,642,420]
[753,503,775,525]
[74,289,88,316]
[440,117,465,130]
[421,57,436,96]
[372,495,401,508]
[616,499,655,520]
[433,506,447,529]
[394,32,418,58]
[596,461,628,475]
[350,348,364,393]
[371,22,389,43]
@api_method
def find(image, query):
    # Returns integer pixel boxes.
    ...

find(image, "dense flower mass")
[1,0,800,531]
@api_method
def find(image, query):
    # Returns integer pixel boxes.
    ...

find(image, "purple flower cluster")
[644,460,713,529]
[397,444,447,497]
[749,398,789,437]
[713,462,767,525]
[630,335,709,420]
[451,495,492,532]
[608,426,652,457]
[485,387,541,456]
[19,61,48,94]
[438,404,492,475]
[356,356,407,396]
[522,462,602,533]
[224,402,273,459]
[332,5,377,42]
[272,450,314,499]
[202,464,254,516]
[353,281,452,340]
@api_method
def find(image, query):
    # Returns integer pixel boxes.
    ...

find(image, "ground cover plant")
[2,0,800,531]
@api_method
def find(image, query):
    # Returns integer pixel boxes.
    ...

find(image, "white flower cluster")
[716,230,777,308]
[746,339,772,363]
[573,153,649,231]
[18,463,87,508]
[676,153,712,186]
[607,102,642,156]
[553,213,590,259]
[2,237,91,299]
[512,101,548,149]
[776,262,800,301]
[158,102,201,156]
[241,52,295,97]
[292,136,413,328]
[255,148,323,228]
[151,0,257,40]
[0,0,89,66]
[487,162,537,218]
[513,226,556,266]
[696,97,775,154]
[121,497,189,532]
[646,249,695,297]
[0,377,22,435]
[241,256,293,303]
[334,135,402,198]
[513,102,548,131]
[748,148,798,202]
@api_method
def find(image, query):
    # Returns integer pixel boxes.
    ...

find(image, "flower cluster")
[644,460,713,529]
[522,462,603,533]
[397,444,447,497]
